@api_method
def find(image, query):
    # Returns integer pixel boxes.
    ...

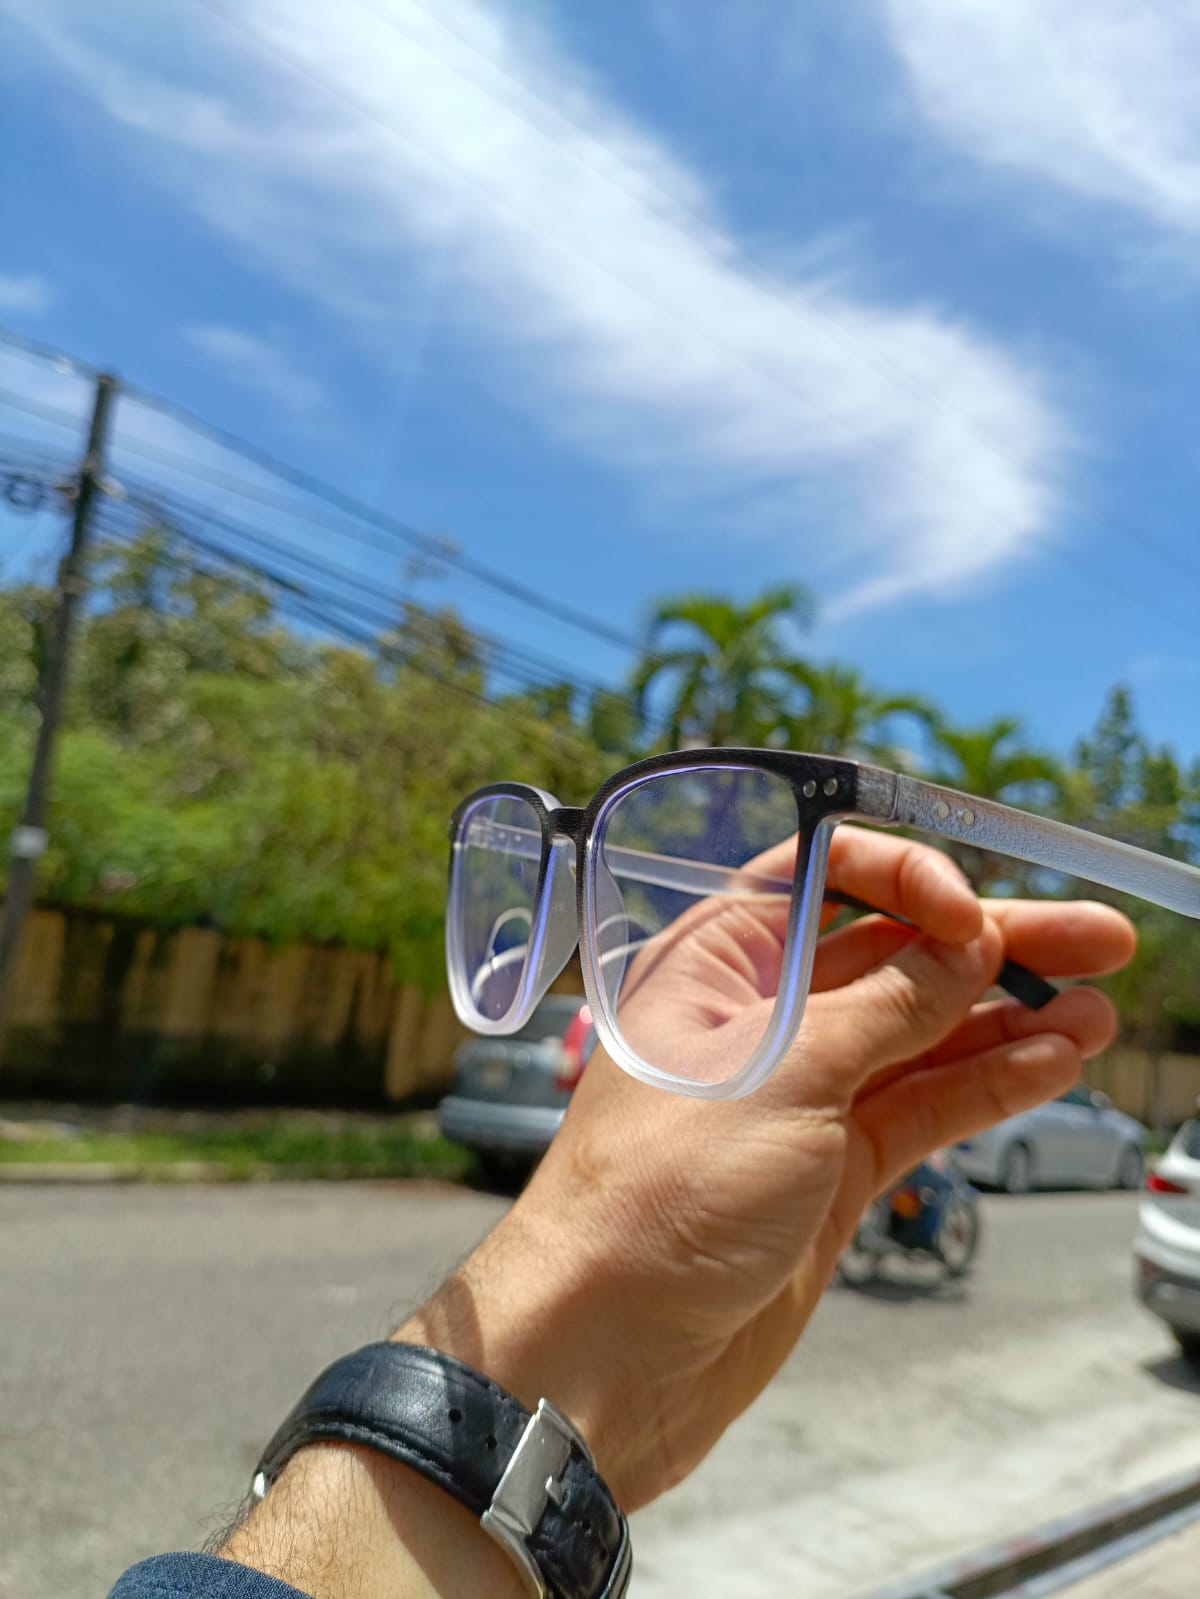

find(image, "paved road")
[2,1184,1198,1599]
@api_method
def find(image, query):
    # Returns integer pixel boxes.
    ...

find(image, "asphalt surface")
[2,1183,1198,1599]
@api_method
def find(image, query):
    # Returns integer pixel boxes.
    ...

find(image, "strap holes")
[448,1407,462,1425]
[485,1434,497,1450]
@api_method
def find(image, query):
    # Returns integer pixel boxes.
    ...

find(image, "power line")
[121,379,641,652]
[5,325,1200,685]
[95,399,1200,656]
[107,471,626,703]
[4,422,636,717]
[0,323,640,654]
[0,325,98,380]
[91,482,612,709]
[0,384,89,438]
[94,502,595,733]
[78,425,596,646]
[12,424,1200,709]
[189,0,1200,603]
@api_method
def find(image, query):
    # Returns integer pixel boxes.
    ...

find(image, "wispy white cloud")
[183,323,325,414]
[7,0,1073,617]
[876,0,1200,239]
[0,272,54,313]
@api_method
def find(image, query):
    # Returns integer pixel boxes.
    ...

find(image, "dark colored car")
[438,995,595,1178]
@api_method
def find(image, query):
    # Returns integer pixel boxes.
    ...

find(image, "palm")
[538,825,1132,1509]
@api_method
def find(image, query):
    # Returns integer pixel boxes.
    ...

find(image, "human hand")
[403,826,1134,1512]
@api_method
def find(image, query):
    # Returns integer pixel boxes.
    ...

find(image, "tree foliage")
[633,585,815,747]
[3,533,1199,1051]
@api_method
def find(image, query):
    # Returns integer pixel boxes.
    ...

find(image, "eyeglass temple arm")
[856,767,1200,921]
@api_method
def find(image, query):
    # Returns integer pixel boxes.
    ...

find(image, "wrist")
[394,1207,651,1508]
[224,1442,526,1599]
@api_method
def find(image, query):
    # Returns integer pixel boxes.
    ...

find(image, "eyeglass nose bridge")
[546,807,586,846]
[523,810,586,1013]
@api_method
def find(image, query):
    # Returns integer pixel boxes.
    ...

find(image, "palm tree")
[927,716,1062,888]
[632,586,815,747]
[930,716,1060,800]
[787,662,936,762]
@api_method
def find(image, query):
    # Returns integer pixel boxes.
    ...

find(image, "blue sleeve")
[108,1553,312,1599]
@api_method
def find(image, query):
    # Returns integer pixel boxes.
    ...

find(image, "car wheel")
[999,1142,1033,1195]
[936,1194,980,1277]
[1175,1330,1200,1371]
[1115,1145,1144,1191]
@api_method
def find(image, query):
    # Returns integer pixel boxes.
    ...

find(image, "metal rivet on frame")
[960,808,976,826]
[802,780,817,798]
[934,801,951,820]
[823,777,838,797]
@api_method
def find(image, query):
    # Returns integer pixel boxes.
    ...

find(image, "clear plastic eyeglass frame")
[446,748,1200,1101]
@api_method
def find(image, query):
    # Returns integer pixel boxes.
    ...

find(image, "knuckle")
[872,958,947,1040]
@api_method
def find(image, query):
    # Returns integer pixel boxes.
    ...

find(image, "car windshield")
[1177,1121,1200,1161]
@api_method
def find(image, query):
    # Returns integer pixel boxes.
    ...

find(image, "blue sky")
[2,0,1200,764]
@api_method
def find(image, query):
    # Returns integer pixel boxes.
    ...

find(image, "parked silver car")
[1135,1119,1200,1366]
[438,995,594,1178]
[954,1085,1147,1193]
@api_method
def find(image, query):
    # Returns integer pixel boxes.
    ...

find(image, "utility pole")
[0,372,117,1050]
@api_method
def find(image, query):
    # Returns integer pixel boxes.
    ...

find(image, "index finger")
[825,824,982,943]
[738,824,982,944]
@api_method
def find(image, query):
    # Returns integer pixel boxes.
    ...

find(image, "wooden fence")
[1,905,467,1105]
[4,901,1200,1125]
[1086,1047,1200,1135]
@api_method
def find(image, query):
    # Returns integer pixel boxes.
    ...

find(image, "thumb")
[811,918,1005,1091]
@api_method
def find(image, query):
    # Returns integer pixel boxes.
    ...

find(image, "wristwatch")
[252,1341,632,1599]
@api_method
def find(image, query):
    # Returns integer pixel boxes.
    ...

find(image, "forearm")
[219,1204,640,1599]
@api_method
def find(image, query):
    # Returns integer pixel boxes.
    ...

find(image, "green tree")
[632,585,815,747]
[1068,686,1190,858]
[1064,688,1200,1113]
[76,528,297,742]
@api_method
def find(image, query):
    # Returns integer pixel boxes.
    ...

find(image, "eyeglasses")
[445,749,1200,1099]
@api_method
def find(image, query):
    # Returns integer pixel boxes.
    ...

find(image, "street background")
[3,1183,1198,1599]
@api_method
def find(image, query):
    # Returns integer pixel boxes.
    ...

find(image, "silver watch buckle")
[480,1397,592,1597]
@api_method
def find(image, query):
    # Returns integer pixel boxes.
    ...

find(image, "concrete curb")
[858,1462,1200,1599]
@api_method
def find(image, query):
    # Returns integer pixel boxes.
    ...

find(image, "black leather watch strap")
[253,1342,631,1599]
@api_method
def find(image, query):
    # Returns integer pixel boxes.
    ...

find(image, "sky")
[2,0,1200,763]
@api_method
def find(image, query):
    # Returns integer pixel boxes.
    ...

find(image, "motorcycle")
[838,1149,980,1286]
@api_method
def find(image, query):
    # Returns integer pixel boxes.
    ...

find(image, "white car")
[1135,1119,1200,1366]
[954,1085,1147,1193]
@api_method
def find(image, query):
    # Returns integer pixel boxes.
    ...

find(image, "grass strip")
[0,1116,475,1182]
